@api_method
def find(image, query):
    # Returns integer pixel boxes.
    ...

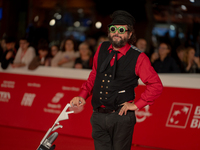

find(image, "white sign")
[1,80,15,88]
[21,93,36,107]
[44,92,64,114]
[0,91,11,102]
[190,106,200,129]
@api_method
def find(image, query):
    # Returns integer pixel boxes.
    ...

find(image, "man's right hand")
[70,96,86,107]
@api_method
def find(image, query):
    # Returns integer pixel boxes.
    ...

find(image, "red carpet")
[0,125,163,150]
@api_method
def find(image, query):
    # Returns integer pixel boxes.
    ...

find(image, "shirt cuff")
[78,89,89,100]
[134,98,148,109]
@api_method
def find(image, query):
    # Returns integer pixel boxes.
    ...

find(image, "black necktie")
[99,50,119,79]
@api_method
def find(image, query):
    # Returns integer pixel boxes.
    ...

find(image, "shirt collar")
[108,43,131,55]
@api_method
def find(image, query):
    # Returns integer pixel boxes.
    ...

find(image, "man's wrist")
[78,96,85,100]
[132,103,138,110]
[78,89,89,100]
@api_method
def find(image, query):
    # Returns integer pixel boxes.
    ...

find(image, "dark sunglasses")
[109,25,129,34]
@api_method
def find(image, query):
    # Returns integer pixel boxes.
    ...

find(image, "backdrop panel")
[0,67,200,150]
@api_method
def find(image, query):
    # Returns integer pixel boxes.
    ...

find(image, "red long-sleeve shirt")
[79,43,163,109]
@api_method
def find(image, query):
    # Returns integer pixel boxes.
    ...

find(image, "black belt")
[93,106,122,114]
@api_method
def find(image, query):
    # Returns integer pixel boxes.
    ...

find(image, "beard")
[108,33,129,48]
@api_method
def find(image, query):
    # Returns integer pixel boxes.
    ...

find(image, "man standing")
[70,10,163,150]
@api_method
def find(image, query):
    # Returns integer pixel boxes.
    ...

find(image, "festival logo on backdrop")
[135,105,152,123]
[166,102,193,129]
[0,91,11,102]
[190,106,200,129]
[1,80,15,88]
[21,93,36,107]
[43,92,64,114]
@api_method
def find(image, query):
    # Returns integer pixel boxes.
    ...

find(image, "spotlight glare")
[34,16,39,22]
[95,21,102,29]
[74,21,80,27]
[49,19,56,26]
[170,25,175,30]
[56,14,62,20]
[54,13,62,20]
[181,5,187,11]
[77,8,83,14]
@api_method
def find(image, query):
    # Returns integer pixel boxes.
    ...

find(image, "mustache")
[112,35,122,39]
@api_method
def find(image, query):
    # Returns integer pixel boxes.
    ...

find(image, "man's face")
[108,25,132,49]
[6,42,15,50]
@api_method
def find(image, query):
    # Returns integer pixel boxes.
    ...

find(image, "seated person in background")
[0,37,7,63]
[11,37,35,68]
[136,38,152,58]
[175,46,186,73]
[45,44,59,66]
[152,42,180,73]
[150,50,159,64]
[136,38,147,53]
[94,36,109,53]
[1,36,16,69]
[74,42,93,69]
[182,47,200,73]
[51,38,79,68]
[28,40,49,70]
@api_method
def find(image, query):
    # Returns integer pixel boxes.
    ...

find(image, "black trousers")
[90,110,136,150]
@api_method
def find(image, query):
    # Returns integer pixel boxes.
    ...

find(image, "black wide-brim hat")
[108,10,135,27]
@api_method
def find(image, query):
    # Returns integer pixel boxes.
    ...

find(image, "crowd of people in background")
[0,35,200,73]
[136,38,200,73]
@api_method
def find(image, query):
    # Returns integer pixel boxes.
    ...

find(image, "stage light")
[54,13,58,17]
[49,19,56,26]
[77,8,83,14]
[170,25,175,30]
[177,14,183,19]
[95,21,102,29]
[74,21,80,27]
[34,16,39,22]
[181,5,187,11]
[56,14,62,20]
[54,13,62,20]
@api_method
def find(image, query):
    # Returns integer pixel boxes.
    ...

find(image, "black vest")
[91,41,141,110]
